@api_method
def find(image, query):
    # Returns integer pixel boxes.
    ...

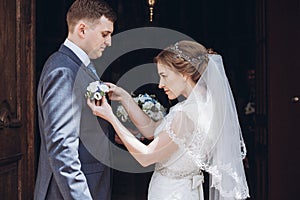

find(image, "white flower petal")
[87,81,100,92]
[99,84,109,93]
[94,92,102,100]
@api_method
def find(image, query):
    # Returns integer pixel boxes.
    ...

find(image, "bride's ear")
[182,73,189,81]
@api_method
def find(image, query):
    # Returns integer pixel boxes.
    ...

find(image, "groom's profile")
[34,0,117,199]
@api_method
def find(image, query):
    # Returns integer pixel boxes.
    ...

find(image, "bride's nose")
[158,79,164,89]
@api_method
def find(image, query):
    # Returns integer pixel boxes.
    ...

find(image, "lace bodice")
[153,101,201,179]
[148,102,205,200]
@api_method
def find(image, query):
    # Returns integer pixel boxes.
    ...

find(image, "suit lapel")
[59,45,82,66]
[58,45,99,81]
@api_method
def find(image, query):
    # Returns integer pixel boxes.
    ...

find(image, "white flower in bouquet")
[86,81,99,93]
[99,84,110,93]
[85,81,109,101]
[143,101,154,110]
[116,105,129,122]
[116,93,166,123]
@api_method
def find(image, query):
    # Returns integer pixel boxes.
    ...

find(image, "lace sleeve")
[161,104,189,145]
[162,103,212,159]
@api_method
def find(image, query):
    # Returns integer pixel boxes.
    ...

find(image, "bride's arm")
[87,98,178,166]
[107,83,160,139]
[110,114,178,166]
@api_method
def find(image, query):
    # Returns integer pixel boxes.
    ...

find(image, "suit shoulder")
[41,52,82,77]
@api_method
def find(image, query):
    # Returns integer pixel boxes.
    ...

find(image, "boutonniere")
[84,81,109,101]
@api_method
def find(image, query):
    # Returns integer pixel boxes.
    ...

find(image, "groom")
[34,0,117,199]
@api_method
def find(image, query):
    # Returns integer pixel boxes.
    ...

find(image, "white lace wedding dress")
[148,101,205,200]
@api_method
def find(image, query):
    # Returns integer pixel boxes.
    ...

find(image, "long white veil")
[195,54,249,199]
[165,50,249,199]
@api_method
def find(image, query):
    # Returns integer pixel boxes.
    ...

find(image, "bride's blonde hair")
[154,40,209,83]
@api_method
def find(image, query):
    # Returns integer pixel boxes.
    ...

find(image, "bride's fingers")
[87,99,99,116]
[107,83,118,93]
[104,82,115,91]
[88,99,101,115]
[87,99,99,108]
[104,82,115,88]
[107,91,112,99]
[95,99,101,106]
[87,99,94,109]
[101,96,107,104]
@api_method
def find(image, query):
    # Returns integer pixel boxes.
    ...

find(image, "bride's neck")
[182,79,196,98]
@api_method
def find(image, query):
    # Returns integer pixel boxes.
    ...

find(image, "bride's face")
[157,63,187,100]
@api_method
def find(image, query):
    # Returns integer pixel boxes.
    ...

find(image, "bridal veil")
[162,41,249,200]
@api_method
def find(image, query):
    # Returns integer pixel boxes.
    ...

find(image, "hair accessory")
[169,42,207,66]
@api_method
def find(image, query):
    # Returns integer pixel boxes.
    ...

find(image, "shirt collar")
[64,39,90,67]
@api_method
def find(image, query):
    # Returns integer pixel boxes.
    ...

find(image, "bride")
[87,40,249,200]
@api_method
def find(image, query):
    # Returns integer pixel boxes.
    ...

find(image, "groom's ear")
[77,21,86,38]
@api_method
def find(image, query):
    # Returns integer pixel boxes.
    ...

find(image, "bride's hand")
[105,82,131,103]
[87,97,114,122]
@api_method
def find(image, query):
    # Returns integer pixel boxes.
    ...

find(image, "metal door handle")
[0,108,10,129]
[0,107,21,129]
[291,96,300,103]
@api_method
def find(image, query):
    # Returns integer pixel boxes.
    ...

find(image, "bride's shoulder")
[168,100,198,119]
[169,100,187,110]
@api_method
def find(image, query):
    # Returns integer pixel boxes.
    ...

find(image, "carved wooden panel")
[0,0,35,199]
[0,0,22,199]
[0,156,21,200]
[0,0,20,127]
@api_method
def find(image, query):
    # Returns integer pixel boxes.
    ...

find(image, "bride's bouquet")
[84,81,109,101]
[116,93,166,141]
[116,93,166,123]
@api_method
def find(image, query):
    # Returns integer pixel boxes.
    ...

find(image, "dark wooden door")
[0,0,35,199]
[266,0,300,199]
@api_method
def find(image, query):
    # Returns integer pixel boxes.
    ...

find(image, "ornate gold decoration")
[148,0,156,22]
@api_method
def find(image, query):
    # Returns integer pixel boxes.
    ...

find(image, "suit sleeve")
[40,67,93,200]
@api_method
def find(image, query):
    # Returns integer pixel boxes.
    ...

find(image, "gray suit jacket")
[34,45,113,200]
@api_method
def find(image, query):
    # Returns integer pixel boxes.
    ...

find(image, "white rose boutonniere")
[85,81,109,101]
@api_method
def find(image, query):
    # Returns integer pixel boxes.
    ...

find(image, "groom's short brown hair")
[66,0,117,33]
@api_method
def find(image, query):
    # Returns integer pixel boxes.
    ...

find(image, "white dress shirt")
[64,39,90,67]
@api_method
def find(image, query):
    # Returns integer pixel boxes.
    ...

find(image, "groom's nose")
[104,36,111,47]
